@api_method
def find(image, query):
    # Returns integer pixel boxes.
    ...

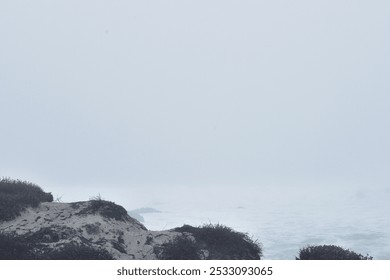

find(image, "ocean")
[128,185,390,260]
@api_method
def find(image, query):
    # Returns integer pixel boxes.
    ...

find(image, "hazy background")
[1,1,389,257]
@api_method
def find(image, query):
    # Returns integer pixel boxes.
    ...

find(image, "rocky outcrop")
[0,200,180,259]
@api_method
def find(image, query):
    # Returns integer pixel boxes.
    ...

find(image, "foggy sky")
[1,1,389,201]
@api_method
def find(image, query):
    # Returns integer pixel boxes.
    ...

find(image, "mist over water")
[124,185,390,259]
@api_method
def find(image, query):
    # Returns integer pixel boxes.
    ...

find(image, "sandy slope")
[0,201,180,259]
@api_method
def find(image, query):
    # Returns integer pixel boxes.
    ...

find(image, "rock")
[0,200,180,259]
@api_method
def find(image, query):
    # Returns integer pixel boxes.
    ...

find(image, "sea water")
[132,186,390,260]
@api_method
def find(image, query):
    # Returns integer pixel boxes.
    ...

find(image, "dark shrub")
[77,196,142,225]
[89,199,128,221]
[26,226,77,243]
[0,232,36,260]
[0,232,114,260]
[157,235,201,260]
[296,245,373,260]
[0,178,53,221]
[159,224,262,260]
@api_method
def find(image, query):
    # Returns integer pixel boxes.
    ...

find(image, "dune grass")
[157,223,262,260]
[0,178,53,221]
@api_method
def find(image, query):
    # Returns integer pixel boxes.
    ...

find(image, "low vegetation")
[157,224,262,260]
[76,195,144,228]
[0,232,113,260]
[0,232,36,259]
[296,245,373,260]
[0,178,53,221]
[156,234,201,260]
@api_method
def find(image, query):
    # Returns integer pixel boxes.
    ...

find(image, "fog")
[1,1,389,258]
